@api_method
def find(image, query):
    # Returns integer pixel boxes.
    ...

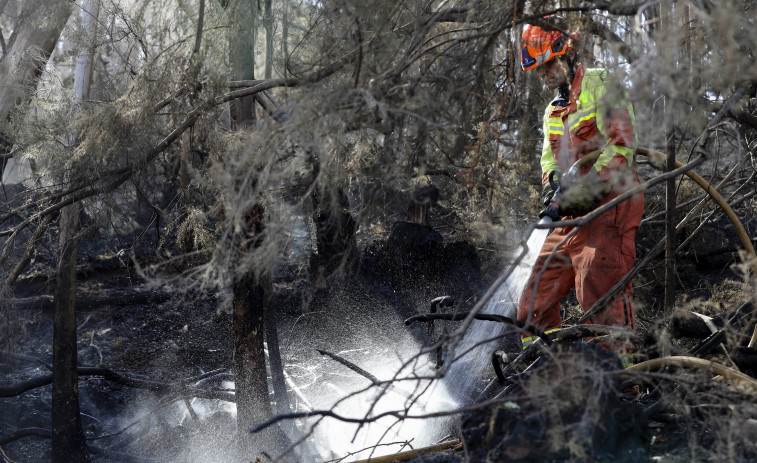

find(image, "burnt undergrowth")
[2,197,756,463]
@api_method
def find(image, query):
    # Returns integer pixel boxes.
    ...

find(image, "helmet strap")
[566,53,579,84]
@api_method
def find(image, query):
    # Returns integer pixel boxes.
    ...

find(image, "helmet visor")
[521,45,553,71]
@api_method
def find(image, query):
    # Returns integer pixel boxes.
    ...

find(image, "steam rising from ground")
[116,223,549,462]
[128,346,459,462]
[294,354,459,461]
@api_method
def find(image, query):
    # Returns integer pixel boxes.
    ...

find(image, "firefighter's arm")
[539,103,561,206]
[595,106,636,181]
[540,105,559,186]
[591,78,637,185]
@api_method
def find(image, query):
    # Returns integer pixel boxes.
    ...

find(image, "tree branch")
[0,366,235,401]
[0,427,51,446]
[584,16,638,63]
[316,349,379,384]
[12,287,173,311]
[404,311,552,345]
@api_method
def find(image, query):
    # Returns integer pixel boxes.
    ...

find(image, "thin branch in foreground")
[627,356,757,391]
[316,349,379,384]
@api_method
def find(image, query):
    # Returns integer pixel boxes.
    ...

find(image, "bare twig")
[628,356,757,391]
[316,349,379,384]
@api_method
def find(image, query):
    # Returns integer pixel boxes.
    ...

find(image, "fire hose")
[568,147,756,271]
[635,146,757,274]
[351,147,757,463]
[541,147,756,316]
[542,147,757,347]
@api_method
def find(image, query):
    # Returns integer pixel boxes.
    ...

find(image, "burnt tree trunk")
[230,207,273,451]
[224,0,290,452]
[231,205,290,452]
[51,203,89,463]
[50,2,96,460]
[310,186,357,281]
[225,0,272,453]
[232,258,271,439]
[264,297,290,417]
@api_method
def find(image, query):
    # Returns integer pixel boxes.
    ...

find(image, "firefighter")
[516,20,644,365]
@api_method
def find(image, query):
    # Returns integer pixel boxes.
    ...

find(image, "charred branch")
[405,311,552,346]
[316,349,379,385]
[0,366,235,401]
[0,427,51,445]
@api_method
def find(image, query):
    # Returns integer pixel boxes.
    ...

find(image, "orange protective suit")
[516,63,644,348]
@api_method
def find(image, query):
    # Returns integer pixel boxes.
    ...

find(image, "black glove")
[539,171,562,220]
[541,177,557,208]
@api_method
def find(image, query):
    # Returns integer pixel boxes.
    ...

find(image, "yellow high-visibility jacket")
[540,63,638,192]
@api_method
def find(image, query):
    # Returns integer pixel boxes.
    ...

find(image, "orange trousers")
[517,193,644,336]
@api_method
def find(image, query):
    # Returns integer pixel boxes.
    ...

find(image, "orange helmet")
[520,23,574,71]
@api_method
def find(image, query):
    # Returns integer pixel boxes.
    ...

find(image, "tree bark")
[264,0,273,79]
[52,203,89,463]
[229,0,257,125]
[232,264,271,439]
[0,0,73,178]
[51,2,98,460]
[231,211,273,454]
[227,3,281,449]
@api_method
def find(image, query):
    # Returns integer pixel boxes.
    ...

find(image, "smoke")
[289,351,458,461]
[109,307,458,462]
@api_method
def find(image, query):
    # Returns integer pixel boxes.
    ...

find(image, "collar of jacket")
[549,62,586,117]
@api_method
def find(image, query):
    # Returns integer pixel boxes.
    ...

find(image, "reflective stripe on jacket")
[540,63,637,188]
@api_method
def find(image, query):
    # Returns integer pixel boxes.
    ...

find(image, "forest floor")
[1,200,756,462]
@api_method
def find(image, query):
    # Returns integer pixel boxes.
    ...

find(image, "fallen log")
[11,287,173,311]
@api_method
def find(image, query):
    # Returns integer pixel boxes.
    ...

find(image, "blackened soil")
[1,221,493,462]
[2,209,755,463]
